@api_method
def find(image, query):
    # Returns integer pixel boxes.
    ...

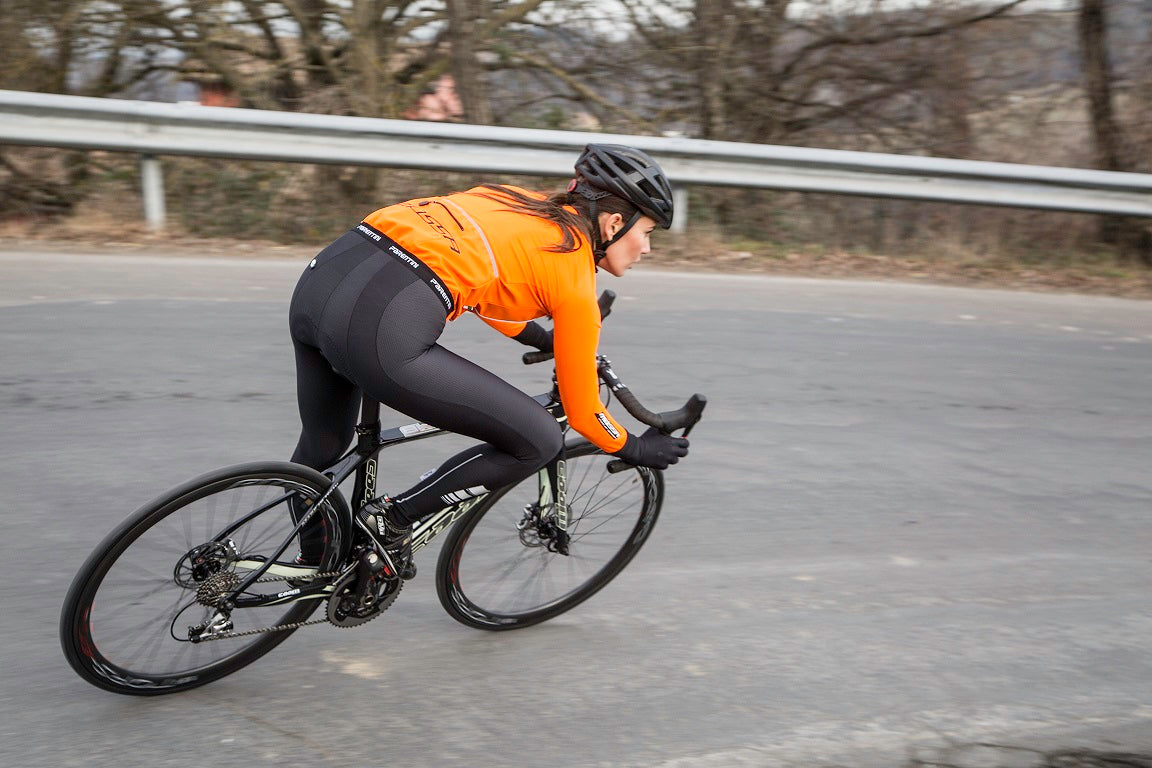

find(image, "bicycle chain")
[193,570,343,642]
[199,615,333,641]
[254,570,342,584]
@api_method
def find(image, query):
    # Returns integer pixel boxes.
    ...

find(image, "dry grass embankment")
[2,199,1151,301]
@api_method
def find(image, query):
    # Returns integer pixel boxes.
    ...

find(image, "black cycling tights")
[289,231,563,523]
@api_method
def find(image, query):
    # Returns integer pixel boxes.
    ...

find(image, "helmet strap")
[587,198,607,262]
[601,211,643,254]
[568,179,640,263]
[570,178,612,262]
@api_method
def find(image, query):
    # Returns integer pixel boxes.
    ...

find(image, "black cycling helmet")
[572,143,675,230]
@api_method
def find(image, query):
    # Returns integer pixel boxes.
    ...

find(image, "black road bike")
[60,291,706,695]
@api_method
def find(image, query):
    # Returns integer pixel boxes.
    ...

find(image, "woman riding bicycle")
[288,143,690,572]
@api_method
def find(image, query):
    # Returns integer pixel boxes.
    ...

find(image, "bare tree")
[0,0,176,97]
[598,0,1029,150]
[1077,0,1150,260]
[159,1,562,119]
[447,0,491,123]
[1079,0,1125,171]
[1136,2,1152,173]
[0,0,181,216]
[0,1,561,119]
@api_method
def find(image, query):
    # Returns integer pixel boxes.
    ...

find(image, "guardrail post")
[139,154,167,231]
[672,187,688,233]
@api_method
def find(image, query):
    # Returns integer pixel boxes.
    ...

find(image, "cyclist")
[288,144,690,573]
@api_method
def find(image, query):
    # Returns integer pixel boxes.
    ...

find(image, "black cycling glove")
[612,427,689,470]
[512,321,553,353]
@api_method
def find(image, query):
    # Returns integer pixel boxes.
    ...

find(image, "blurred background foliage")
[1,0,1150,266]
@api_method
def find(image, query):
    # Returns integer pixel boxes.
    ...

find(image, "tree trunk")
[351,0,384,116]
[298,0,337,91]
[1078,0,1149,261]
[1078,0,1123,171]
[448,0,491,124]
[694,0,734,140]
[931,34,973,158]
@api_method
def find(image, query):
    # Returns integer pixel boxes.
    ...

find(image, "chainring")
[326,569,402,628]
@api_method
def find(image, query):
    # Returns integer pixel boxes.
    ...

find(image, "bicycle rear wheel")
[60,462,350,695]
[435,440,663,630]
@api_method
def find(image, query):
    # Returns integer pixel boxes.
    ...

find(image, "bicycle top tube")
[347,350,701,464]
[359,392,560,444]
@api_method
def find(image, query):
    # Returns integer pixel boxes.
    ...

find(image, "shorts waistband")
[353,222,455,314]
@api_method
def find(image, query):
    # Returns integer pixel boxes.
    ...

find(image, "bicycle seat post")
[356,397,382,456]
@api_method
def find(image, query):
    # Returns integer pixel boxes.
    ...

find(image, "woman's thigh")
[344,278,561,464]
[290,337,361,468]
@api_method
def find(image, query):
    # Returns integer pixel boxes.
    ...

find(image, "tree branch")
[505,51,661,132]
[781,0,1029,80]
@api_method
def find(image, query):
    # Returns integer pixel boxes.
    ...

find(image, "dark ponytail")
[474,183,638,253]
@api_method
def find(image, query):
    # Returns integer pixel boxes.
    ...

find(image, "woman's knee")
[520,419,564,470]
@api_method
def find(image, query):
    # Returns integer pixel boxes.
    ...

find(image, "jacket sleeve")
[551,291,629,454]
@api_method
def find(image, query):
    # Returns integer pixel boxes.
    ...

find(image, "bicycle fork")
[516,457,571,555]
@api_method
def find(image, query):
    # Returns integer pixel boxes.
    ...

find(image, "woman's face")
[599,213,657,277]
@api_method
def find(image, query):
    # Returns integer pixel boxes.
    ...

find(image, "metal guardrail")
[2,88,1151,231]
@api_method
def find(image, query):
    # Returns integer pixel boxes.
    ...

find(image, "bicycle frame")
[65,284,710,686]
[215,348,704,614]
[217,385,576,612]
[337,386,572,554]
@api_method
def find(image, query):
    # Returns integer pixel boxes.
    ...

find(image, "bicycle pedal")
[379,558,416,581]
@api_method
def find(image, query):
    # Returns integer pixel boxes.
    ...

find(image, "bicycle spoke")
[570,503,640,542]
[69,471,332,691]
[471,548,543,592]
[568,456,599,503]
[94,606,181,645]
[572,478,635,521]
[441,450,659,624]
[121,611,184,668]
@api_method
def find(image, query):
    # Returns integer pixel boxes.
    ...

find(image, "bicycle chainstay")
[192,568,345,642]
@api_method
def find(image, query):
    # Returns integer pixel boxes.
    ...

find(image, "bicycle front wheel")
[60,462,350,695]
[435,440,663,630]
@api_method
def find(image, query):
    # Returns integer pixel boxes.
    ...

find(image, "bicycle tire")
[435,440,663,630]
[60,461,351,695]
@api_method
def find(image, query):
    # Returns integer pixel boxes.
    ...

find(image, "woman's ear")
[600,212,625,240]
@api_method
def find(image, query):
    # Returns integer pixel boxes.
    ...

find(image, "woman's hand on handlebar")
[612,426,690,470]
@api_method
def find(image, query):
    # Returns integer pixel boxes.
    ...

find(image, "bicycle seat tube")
[354,396,383,511]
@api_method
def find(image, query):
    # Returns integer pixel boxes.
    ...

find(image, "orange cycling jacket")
[361,185,629,454]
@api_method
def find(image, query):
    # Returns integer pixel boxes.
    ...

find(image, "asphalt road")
[2,248,1151,768]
